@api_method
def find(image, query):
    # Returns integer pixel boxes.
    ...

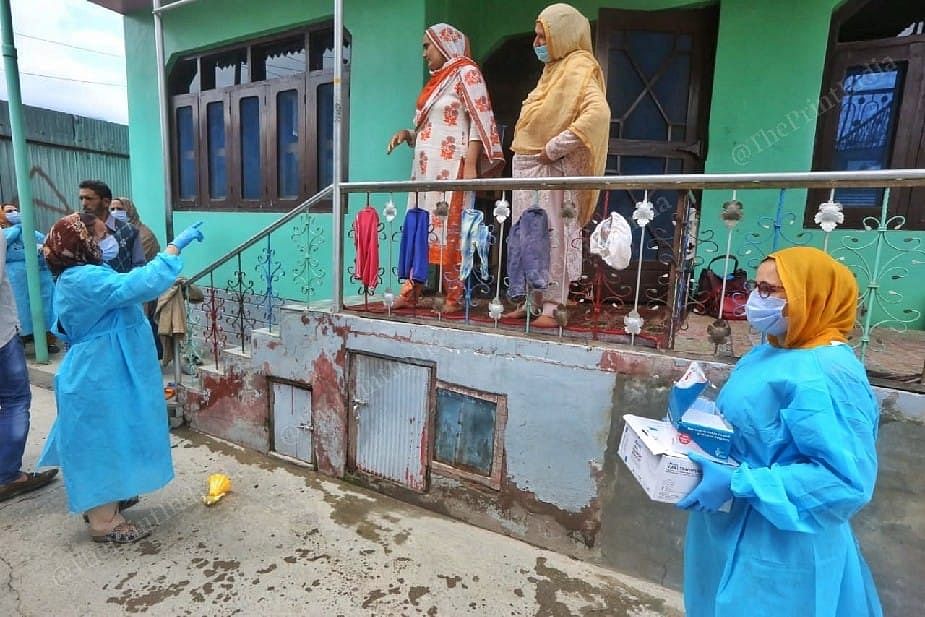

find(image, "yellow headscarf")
[769,246,858,349]
[511,3,610,226]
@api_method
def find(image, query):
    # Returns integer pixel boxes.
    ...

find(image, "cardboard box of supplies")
[667,362,734,459]
[618,414,720,504]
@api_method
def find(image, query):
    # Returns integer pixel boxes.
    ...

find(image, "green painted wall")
[122,0,923,328]
[123,0,428,299]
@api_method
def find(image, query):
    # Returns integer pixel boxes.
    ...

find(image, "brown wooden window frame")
[167,24,350,213]
[807,3,925,230]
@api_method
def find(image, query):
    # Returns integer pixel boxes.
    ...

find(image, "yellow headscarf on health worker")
[769,246,858,349]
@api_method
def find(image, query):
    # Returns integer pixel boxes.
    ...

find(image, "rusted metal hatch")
[347,352,434,492]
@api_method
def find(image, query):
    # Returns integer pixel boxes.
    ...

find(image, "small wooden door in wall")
[271,381,313,464]
[348,353,433,493]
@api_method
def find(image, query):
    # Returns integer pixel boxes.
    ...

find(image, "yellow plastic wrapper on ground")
[202,473,231,506]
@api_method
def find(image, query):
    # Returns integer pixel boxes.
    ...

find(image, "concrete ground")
[0,385,684,617]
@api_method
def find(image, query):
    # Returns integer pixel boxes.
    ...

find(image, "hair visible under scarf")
[768,246,858,349]
[44,212,103,277]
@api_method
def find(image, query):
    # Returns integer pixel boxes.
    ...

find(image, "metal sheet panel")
[272,382,313,463]
[0,102,130,233]
[352,354,431,492]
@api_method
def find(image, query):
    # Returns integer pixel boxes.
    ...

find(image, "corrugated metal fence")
[0,101,129,233]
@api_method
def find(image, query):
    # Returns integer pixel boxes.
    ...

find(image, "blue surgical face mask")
[99,234,119,262]
[534,44,550,63]
[5,210,21,225]
[110,209,128,222]
[745,290,788,337]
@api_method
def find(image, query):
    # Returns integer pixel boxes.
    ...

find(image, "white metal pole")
[152,0,174,240]
[331,0,344,312]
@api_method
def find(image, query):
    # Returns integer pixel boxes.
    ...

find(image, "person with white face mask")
[38,213,204,544]
[1,203,58,353]
[78,180,144,273]
[676,247,882,617]
[504,3,610,328]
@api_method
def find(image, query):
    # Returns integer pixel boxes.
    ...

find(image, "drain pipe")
[331,0,344,312]
[0,0,46,362]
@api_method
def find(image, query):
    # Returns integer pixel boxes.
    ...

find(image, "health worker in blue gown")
[1,203,57,351]
[677,246,882,617]
[38,212,204,544]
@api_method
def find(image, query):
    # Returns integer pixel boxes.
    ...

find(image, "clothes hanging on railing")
[353,206,380,290]
[398,207,430,284]
[459,208,490,281]
[506,206,550,299]
[589,211,632,270]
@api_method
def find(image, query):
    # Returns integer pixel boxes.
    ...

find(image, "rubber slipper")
[83,496,140,523]
[0,469,58,502]
[91,522,150,544]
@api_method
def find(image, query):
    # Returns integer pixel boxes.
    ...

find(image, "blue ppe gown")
[3,225,55,337]
[684,343,882,616]
[37,254,181,513]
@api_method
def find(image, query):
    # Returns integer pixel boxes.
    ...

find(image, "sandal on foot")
[501,305,528,320]
[0,469,58,502]
[91,522,150,544]
[531,315,559,328]
[83,496,140,523]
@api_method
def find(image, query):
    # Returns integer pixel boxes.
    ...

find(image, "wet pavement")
[0,386,683,617]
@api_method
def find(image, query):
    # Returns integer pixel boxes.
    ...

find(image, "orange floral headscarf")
[768,246,858,349]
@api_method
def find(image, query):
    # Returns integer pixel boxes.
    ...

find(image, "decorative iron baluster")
[382,198,398,313]
[254,235,285,333]
[741,189,814,270]
[625,191,654,346]
[181,292,205,377]
[814,189,844,253]
[832,188,925,363]
[291,212,326,307]
[205,272,226,370]
[224,253,257,353]
[488,194,509,325]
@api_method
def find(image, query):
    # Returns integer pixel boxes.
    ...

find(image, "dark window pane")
[201,49,248,90]
[653,52,691,128]
[253,37,305,82]
[175,106,196,200]
[239,96,262,200]
[206,101,227,199]
[832,64,905,208]
[276,89,301,198]
[434,388,496,476]
[308,27,351,72]
[317,82,334,188]
[169,59,200,95]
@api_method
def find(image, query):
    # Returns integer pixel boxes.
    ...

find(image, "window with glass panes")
[168,24,350,212]
[807,1,925,229]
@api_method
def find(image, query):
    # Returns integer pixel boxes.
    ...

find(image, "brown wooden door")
[594,7,718,298]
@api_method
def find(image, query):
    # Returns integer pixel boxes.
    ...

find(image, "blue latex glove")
[676,451,734,512]
[171,221,204,250]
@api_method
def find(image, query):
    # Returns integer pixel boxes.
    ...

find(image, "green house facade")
[91,0,924,333]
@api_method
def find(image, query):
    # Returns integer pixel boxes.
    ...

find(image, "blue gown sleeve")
[730,376,879,533]
[78,253,182,310]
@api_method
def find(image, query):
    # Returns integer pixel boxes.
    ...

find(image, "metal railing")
[334,169,925,381]
[178,170,925,385]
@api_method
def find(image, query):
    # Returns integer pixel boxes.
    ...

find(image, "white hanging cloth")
[589,211,632,270]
